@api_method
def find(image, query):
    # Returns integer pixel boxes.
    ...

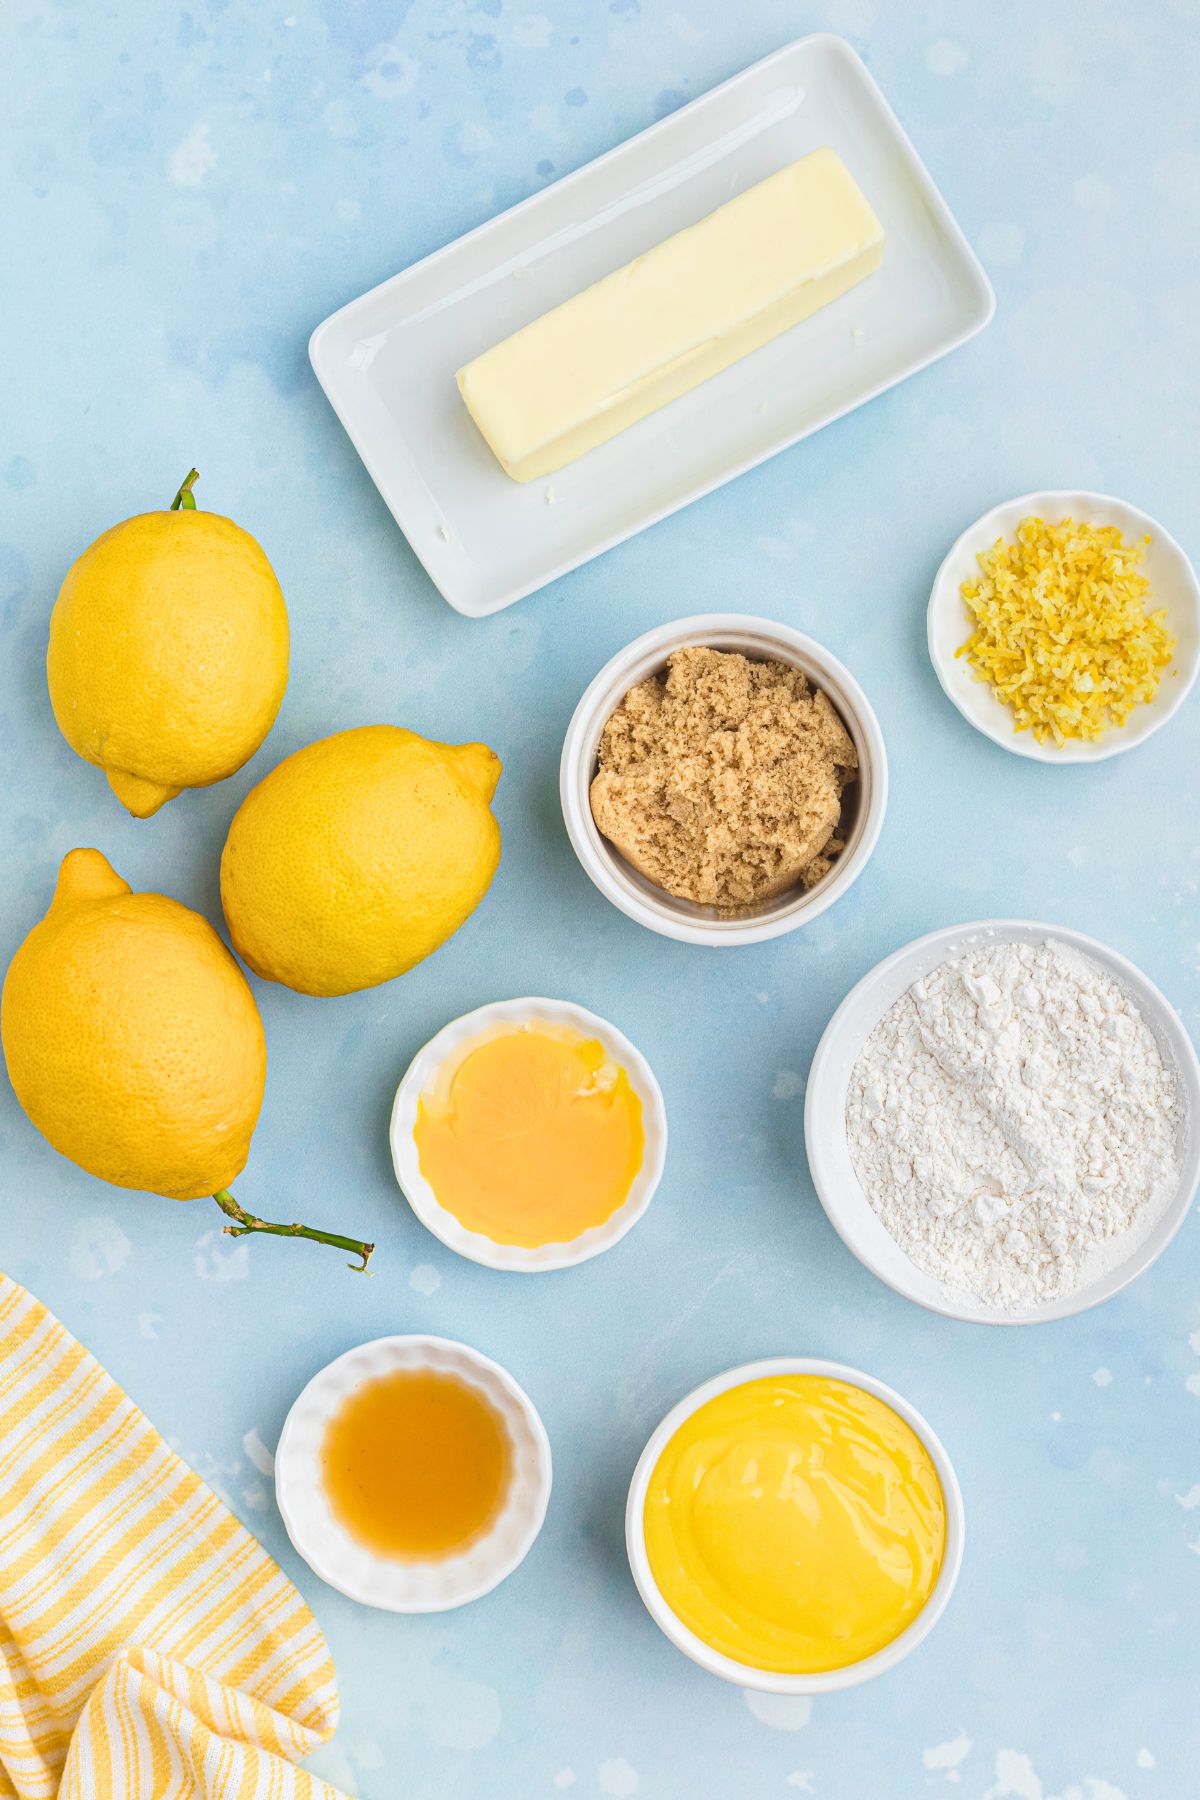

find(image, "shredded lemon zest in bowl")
[956,515,1175,743]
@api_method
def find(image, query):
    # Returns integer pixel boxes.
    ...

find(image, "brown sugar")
[589,645,859,911]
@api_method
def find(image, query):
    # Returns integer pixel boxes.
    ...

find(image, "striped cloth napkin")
[0,1273,352,1799]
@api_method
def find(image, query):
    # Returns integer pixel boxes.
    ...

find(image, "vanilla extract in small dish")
[321,1367,511,1560]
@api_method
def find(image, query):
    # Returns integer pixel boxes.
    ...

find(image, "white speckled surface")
[2,2,1199,1794]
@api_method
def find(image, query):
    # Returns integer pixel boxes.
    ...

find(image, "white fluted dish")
[390,997,667,1272]
[927,489,1200,762]
[275,1334,551,1611]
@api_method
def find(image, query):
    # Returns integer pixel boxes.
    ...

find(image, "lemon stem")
[211,1188,374,1273]
[170,468,200,511]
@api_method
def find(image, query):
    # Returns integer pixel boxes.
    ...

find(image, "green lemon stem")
[212,1188,374,1273]
[170,468,200,511]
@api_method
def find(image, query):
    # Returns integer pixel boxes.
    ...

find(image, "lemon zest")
[956,515,1175,743]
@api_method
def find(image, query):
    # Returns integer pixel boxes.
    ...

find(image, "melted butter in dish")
[644,1375,946,1673]
[414,1022,645,1247]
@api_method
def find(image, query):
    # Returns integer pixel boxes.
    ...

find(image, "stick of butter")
[456,146,884,484]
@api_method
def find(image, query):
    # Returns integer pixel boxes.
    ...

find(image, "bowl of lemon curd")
[626,1359,964,1692]
[275,1334,551,1612]
[390,997,668,1271]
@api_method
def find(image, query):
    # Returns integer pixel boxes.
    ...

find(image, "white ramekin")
[805,919,1200,1324]
[275,1334,551,1612]
[390,997,667,1272]
[927,490,1200,763]
[626,1357,964,1693]
[560,613,888,946]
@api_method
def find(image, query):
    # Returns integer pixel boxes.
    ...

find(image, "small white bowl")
[275,1334,551,1612]
[390,998,667,1272]
[626,1356,964,1693]
[805,920,1200,1325]
[928,489,1200,763]
[560,614,888,946]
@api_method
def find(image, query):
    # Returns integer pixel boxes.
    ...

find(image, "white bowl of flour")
[805,921,1200,1324]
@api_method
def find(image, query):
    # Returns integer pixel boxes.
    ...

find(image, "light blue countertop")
[2,2,1198,1795]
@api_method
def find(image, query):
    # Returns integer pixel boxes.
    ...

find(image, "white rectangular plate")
[310,34,995,617]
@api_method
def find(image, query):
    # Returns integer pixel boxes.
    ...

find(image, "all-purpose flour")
[845,939,1182,1309]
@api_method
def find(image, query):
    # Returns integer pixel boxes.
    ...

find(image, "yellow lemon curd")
[643,1374,946,1673]
[414,1024,644,1247]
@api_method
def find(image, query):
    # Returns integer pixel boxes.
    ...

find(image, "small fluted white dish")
[560,613,887,946]
[275,1333,551,1612]
[805,919,1200,1324]
[626,1357,964,1693]
[927,489,1200,763]
[390,997,667,1272]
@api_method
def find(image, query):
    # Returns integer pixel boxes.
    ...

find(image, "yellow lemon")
[2,848,265,1199]
[221,726,502,997]
[47,470,289,818]
[2,850,374,1269]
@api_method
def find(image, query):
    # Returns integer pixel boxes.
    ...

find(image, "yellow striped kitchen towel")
[0,1272,352,1800]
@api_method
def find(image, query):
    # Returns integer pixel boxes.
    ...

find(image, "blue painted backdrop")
[2,2,1198,1795]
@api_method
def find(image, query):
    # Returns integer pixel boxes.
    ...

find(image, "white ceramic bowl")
[390,998,667,1272]
[805,920,1200,1325]
[626,1356,964,1693]
[275,1334,551,1612]
[928,489,1200,762]
[560,614,888,945]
